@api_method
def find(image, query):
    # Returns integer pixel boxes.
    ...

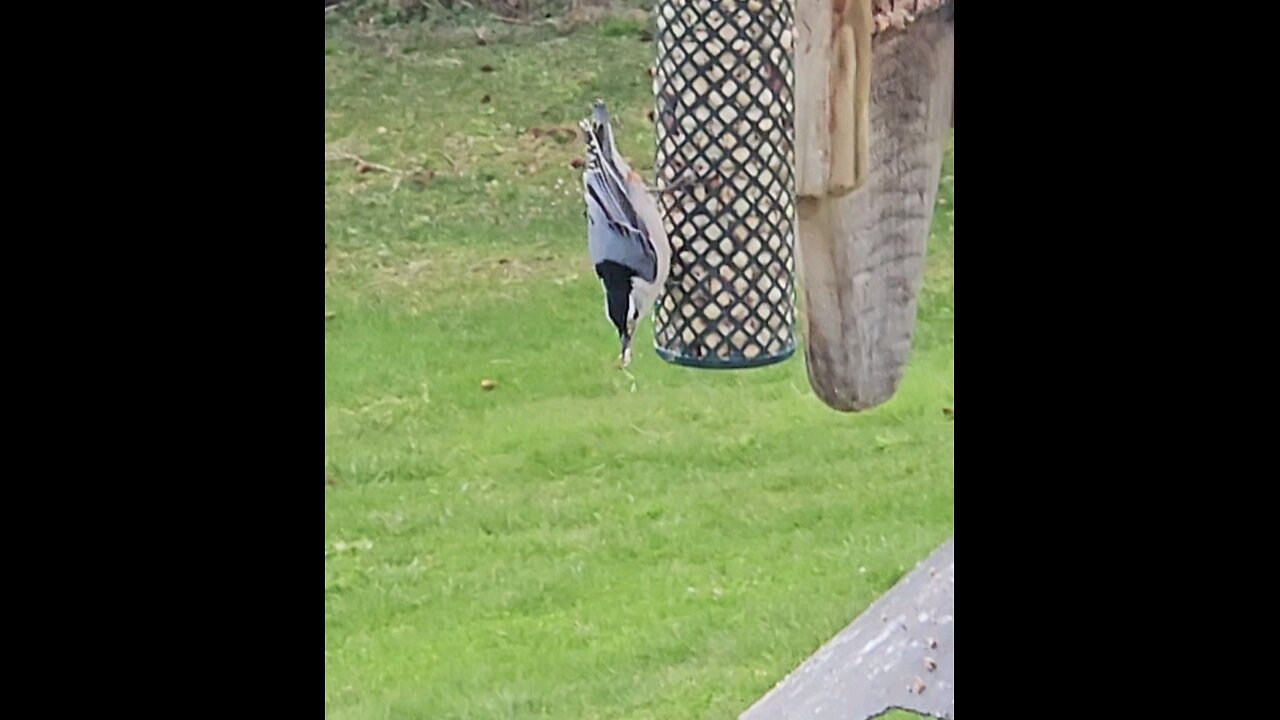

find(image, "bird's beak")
[619,331,633,368]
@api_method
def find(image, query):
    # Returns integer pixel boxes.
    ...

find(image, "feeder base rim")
[653,344,796,370]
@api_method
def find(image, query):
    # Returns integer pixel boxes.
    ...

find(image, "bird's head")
[597,260,640,368]
[610,290,640,368]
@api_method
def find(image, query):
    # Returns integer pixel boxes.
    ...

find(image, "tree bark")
[795,0,874,197]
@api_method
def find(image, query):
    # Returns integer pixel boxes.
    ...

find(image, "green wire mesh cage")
[652,0,797,369]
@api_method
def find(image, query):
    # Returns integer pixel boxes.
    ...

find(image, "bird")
[579,100,671,368]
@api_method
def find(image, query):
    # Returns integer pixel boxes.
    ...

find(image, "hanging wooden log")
[796,1,953,412]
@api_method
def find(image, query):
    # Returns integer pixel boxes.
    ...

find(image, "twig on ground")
[490,14,557,27]
[326,152,406,176]
[327,152,435,193]
[438,152,460,172]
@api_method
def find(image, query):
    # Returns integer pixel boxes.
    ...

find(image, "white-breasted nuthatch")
[579,100,671,368]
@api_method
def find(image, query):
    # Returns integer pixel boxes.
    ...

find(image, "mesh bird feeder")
[652,0,797,369]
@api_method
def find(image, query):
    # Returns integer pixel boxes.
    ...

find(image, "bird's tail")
[578,100,616,177]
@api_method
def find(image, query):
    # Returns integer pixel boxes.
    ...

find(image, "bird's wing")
[581,119,658,282]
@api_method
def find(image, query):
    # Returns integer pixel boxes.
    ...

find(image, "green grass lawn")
[325,18,954,720]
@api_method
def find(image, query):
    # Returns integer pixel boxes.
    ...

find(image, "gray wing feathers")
[583,130,658,282]
[586,180,656,282]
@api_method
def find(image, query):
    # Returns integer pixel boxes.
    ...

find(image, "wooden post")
[795,6,953,411]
